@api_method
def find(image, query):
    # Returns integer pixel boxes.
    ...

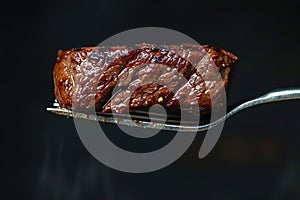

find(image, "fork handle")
[261,88,300,102]
[227,88,300,119]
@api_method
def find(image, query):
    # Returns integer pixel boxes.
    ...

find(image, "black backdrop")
[2,0,300,199]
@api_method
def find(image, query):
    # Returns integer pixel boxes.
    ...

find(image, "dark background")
[2,0,300,199]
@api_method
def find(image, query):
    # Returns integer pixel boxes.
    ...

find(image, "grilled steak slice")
[53,44,238,114]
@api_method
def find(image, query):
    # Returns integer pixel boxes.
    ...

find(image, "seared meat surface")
[53,44,238,113]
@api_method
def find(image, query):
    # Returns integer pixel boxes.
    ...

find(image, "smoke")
[37,135,115,200]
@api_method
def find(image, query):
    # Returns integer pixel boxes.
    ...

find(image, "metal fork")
[47,88,300,132]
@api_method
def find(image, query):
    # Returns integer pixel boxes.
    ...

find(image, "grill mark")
[102,48,200,112]
[100,46,215,112]
[94,50,136,110]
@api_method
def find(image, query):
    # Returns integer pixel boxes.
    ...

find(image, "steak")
[53,44,238,114]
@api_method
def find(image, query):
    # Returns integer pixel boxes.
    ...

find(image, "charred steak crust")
[53,44,238,113]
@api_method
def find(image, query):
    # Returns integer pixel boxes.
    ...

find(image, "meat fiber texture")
[53,44,238,114]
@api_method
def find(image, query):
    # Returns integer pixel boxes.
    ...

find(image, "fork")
[47,88,300,132]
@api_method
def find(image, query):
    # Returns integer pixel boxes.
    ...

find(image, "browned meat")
[53,44,238,114]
